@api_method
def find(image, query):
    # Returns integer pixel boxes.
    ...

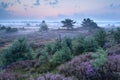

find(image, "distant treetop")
[81,18,99,29]
[40,20,48,31]
[61,19,76,29]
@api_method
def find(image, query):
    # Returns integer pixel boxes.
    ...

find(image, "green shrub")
[3,38,33,65]
[52,46,72,66]
[39,51,51,64]
[113,28,120,43]
[73,36,98,55]
[91,48,107,68]
[84,37,98,52]
[72,36,85,55]
[62,37,73,52]
[45,43,54,55]
[52,38,62,53]
[94,29,107,47]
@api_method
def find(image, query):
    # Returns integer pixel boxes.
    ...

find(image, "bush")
[0,25,6,30]
[94,29,107,47]
[3,38,34,65]
[52,38,62,53]
[62,37,73,52]
[59,53,96,80]
[113,28,120,43]
[72,36,85,55]
[91,48,107,68]
[6,27,18,32]
[73,36,98,55]
[52,46,72,66]
[84,37,98,52]
[59,51,119,80]
[35,73,73,80]
[40,20,48,31]
[44,43,54,55]
[39,51,51,64]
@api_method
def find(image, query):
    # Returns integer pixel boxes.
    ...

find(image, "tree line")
[40,18,99,31]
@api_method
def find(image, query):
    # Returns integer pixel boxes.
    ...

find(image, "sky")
[0,0,120,21]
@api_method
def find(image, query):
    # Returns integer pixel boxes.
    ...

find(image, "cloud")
[0,2,9,8]
[0,5,12,19]
[16,0,21,4]
[110,3,120,9]
[49,0,58,5]
[34,0,40,5]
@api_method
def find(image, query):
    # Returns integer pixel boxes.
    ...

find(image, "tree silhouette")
[61,19,76,29]
[40,20,48,31]
[81,18,99,28]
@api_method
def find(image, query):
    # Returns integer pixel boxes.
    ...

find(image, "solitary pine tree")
[40,20,48,31]
[3,38,33,65]
[61,19,76,29]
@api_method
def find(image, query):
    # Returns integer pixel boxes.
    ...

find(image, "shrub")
[84,37,98,52]
[6,27,18,32]
[94,29,107,47]
[91,48,107,68]
[52,38,62,53]
[62,37,73,52]
[72,36,85,55]
[52,46,72,66]
[35,73,73,80]
[113,28,120,43]
[73,36,98,55]
[45,43,54,55]
[0,25,6,30]
[59,51,119,80]
[3,38,33,65]
[39,51,51,64]
[40,20,48,31]
[59,53,97,80]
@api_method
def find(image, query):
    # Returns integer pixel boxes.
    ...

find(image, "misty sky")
[0,0,120,21]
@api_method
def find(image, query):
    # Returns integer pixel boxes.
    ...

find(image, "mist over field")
[0,0,120,80]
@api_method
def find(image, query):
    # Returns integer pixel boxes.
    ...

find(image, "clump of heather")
[0,70,25,80]
[35,73,73,80]
[105,54,120,71]
[97,54,120,80]
[108,44,120,55]
[0,72,16,80]
[59,53,98,80]
[91,48,107,68]
[59,52,120,80]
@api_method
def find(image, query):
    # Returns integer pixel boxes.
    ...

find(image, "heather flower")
[36,73,73,80]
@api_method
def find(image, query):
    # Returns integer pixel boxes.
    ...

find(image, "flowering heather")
[59,53,97,79]
[106,54,120,71]
[108,44,120,55]
[35,73,73,80]
[0,72,16,80]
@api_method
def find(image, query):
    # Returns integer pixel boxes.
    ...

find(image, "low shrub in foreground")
[2,38,34,66]
[73,36,98,55]
[35,73,73,80]
[94,29,107,47]
[59,51,120,80]
[52,46,72,66]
